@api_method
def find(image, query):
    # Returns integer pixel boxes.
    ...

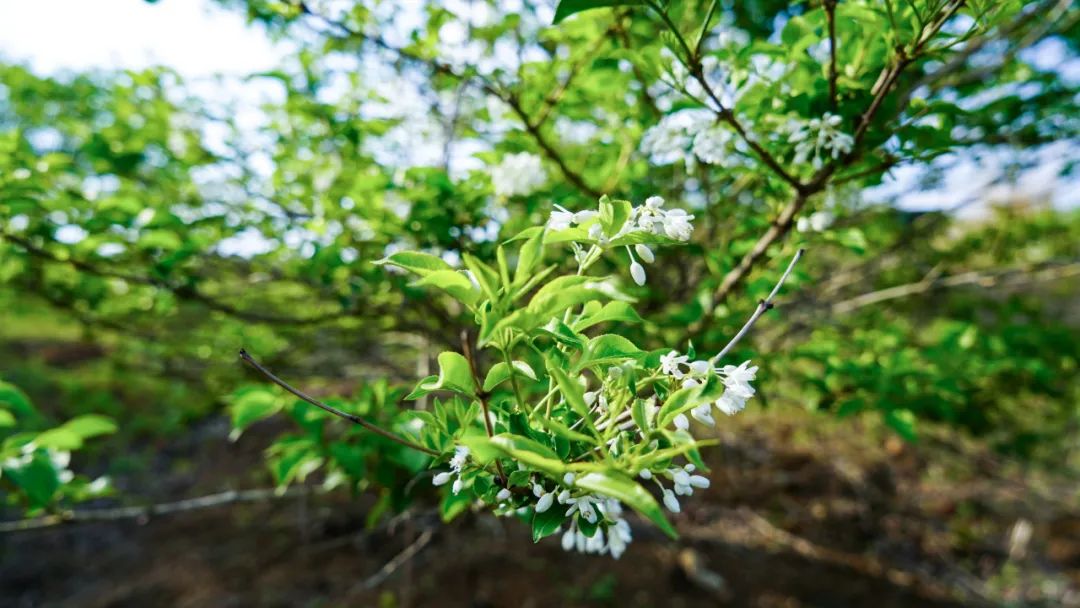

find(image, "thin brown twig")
[354,528,435,591]
[239,349,438,456]
[825,0,839,110]
[460,332,507,484]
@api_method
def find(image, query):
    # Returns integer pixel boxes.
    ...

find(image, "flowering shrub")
[0,381,115,513]
[360,194,799,558]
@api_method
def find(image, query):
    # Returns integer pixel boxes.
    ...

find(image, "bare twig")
[709,249,804,364]
[0,486,325,533]
[239,349,438,456]
[832,262,1080,314]
[354,527,435,591]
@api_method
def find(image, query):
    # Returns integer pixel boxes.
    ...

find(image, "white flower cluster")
[491,152,547,197]
[561,498,634,559]
[432,445,470,494]
[649,462,711,514]
[796,210,834,233]
[546,196,695,287]
[785,113,854,169]
[525,472,634,559]
[660,352,759,425]
[640,109,739,170]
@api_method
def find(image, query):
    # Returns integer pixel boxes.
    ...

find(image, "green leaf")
[60,414,117,440]
[885,409,918,441]
[553,0,642,23]
[33,428,83,450]
[463,433,566,476]
[406,375,440,400]
[0,410,15,428]
[575,470,677,539]
[548,363,591,421]
[229,389,281,439]
[422,352,478,397]
[482,361,537,392]
[463,253,501,300]
[376,250,453,276]
[440,487,473,522]
[656,376,724,428]
[535,414,596,444]
[412,270,481,306]
[532,503,568,542]
[575,334,643,372]
[5,456,61,508]
[527,275,600,318]
[598,196,632,237]
[0,381,35,418]
[514,229,545,286]
[572,301,643,332]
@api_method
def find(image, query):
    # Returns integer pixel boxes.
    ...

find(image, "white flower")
[587,222,609,246]
[645,196,665,209]
[491,152,547,196]
[691,125,734,166]
[639,469,653,480]
[663,489,681,513]
[563,472,576,486]
[690,403,716,426]
[634,244,655,264]
[561,527,577,551]
[786,112,854,170]
[433,445,471,493]
[662,209,694,241]
[548,204,595,232]
[449,446,470,471]
[567,494,600,523]
[630,261,646,286]
[669,463,711,497]
[716,390,749,416]
[533,483,555,513]
[713,359,758,416]
[87,476,110,494]
[720,359,758,388]
[496,488,512,502]
[689,360,711,375]
[548,208,575,231]
[660,351,689,378]
[607,518,632,559]
[674,413,690,431]
[797,211,834,233]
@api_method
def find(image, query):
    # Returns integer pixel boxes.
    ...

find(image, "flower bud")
[634,244,655,264]
[630,261,646,286]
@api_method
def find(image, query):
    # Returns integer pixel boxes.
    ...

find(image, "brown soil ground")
[2,410,1078,608]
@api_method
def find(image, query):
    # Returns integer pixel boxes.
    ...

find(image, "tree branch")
[239,349,438,456]
[832,262,1080,314]
[709,249,804,363]
[0,485,326,533]
[825,0,839,110]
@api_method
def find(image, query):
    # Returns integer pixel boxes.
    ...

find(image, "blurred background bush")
[0,0,1077,606]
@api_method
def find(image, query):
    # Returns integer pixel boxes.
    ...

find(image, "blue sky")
[1,0,1076,212]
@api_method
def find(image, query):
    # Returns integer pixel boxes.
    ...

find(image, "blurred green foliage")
[0,0,1077,518]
